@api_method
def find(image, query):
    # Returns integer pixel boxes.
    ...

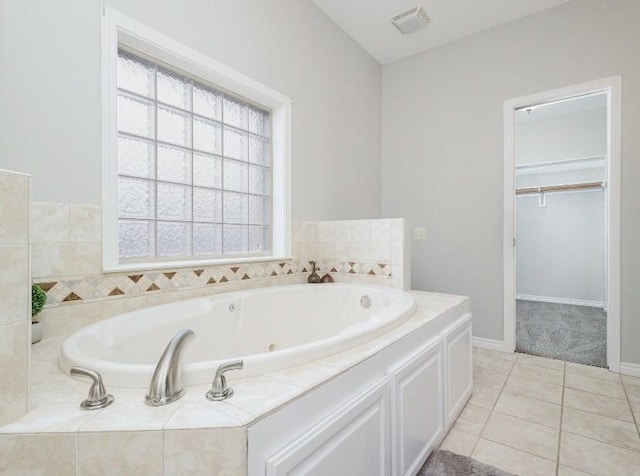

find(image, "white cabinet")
[389,339,444,476]
[265,378,389,476]
[249,309,473,476]
[444,314,473,429]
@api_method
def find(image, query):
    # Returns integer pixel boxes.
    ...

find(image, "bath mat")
[417,450,514,476]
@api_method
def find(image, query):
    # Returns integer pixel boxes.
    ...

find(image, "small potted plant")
[31,284,47,344]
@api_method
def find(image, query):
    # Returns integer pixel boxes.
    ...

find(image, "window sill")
[102,255,294,274]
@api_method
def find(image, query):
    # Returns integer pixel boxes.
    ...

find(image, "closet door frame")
[502,76,621,372]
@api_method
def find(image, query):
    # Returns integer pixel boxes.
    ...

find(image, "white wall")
[381,0,640,363]
[516,108,607,165]
[0,0,381,221]
[516,169,605,305]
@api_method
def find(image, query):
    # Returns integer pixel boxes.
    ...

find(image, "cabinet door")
[389,339,444,476]
[444,314,473,429]
[265,378,390,476]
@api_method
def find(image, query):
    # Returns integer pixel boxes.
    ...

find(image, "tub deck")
[0,291,470,475]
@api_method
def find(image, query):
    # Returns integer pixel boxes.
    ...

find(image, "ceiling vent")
[390,6,431,35]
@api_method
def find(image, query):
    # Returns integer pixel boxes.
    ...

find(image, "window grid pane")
[116,49,271,261]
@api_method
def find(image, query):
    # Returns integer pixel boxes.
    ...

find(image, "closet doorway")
[503,78,621,371]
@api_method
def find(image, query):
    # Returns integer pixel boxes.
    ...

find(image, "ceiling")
[516,93,607,123]
[311,0,573,64]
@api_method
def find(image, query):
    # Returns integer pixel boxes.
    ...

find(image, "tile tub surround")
[439,349,640,476]
[31,203,402,310]
[292,218,409,289]
[31,206,409,339]
[0,170,30,426]
[0,291,467,475]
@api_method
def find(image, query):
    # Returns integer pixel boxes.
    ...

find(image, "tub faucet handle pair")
[206,360,244,401]
[70,367,115,410]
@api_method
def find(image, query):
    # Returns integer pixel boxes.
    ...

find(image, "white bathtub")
[59,284,416,388]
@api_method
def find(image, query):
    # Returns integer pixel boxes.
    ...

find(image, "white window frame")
[101,6,291,272]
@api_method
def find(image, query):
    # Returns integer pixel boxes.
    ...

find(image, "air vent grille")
[390,6,431,35]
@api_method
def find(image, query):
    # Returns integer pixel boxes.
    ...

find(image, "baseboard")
[516,294,605,309]
[472,337,508,353]
[620,362,640,378]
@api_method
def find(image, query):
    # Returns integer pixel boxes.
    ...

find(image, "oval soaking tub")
[59,284,416,388]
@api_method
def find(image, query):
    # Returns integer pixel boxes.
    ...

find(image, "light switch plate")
[413,227,426,240]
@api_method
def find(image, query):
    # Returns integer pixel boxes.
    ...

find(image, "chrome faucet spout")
[145,329,195,407]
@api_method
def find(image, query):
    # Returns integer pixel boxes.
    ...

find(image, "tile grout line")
[560,428,640,454]
[478,434,560,464]
[556,361,566,476]
[469,353,517,456]
[621,378,640,442]
[562,401,638,425]
[490,408,560,431]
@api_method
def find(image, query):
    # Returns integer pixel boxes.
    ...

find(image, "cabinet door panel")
[266,378,389,476]
[390,340,444,476]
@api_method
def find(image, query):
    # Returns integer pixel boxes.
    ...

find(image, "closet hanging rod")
[516,181,605,196]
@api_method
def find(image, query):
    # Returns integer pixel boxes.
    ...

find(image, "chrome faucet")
[206,360,244,401]
[70,367,115,410]
[145,329,195,407]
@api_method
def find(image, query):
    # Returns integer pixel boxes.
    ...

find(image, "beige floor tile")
[473,366,508,390]
[482,411,559,461]
[472,438,556,476]
[451,403,491,436]
[622,379,640,403]
[557,465,594,476]
[560,431,640,476]
[565,362,620,382]
[468,385,501,410]
[516,353,565,371]
[475,348,518,361]
[438,428,478,456]
[474,351,515,374]
[511,361,564,386]
[563,387,633,422]
[495,391,561,429]
[621,374,640,385]
[503,374,563,404]
[564,372,626,399]
[562,407,640,451]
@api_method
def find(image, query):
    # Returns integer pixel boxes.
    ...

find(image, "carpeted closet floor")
[516,300,607,368]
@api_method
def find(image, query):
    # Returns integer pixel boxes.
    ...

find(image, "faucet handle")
[70,366,115,410]
[206,360,243,401]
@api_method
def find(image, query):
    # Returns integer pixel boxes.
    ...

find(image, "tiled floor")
[439,348,640,476]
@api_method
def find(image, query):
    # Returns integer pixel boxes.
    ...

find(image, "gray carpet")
[417,450,514,476]
[516,300,607,368]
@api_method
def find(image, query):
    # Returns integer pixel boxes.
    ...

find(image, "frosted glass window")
[193,153,222,188]
[119,220,155,258]
[157,222,192,256]
[157,145,191,184]
[116,49,272,261]
[118,136,155,179]
[223,160,248,193]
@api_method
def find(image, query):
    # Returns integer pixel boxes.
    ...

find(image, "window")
[102,8,291,271]
[117,50,272,260]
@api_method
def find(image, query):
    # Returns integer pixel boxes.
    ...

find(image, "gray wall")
[381,0,640,363]
[0,0,382,221]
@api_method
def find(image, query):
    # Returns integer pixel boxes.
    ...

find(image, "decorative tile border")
[36,259,393,307]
